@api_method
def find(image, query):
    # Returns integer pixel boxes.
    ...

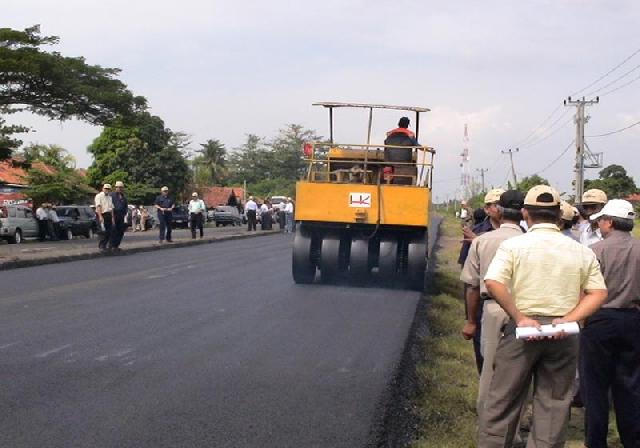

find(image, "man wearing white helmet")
[578,188,607,246]
[581,199,640,448]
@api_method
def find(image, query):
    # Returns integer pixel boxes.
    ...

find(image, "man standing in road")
[245,196,257,232]
[154,186,175,243]
[110,181,128,251]
[479,185,608,448]
[188,192,206,239]
[284,197,294,233]
[35,203,49,241]
[581,199,640,448]
[95,184,114,251]
[460,190,525,419]
[578,188,607,246]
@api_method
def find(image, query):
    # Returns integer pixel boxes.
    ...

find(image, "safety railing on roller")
[302,142,435,189]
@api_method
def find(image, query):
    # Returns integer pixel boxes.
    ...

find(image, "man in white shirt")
[94,183,115,251]
[35,203,49,241]
[245,196,258,231]
[188,192,206,239]
[48,206,61,240]
[284,197,294,233]
[579,189,607,246]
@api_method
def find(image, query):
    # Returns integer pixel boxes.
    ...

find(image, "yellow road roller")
[292,102,435,290]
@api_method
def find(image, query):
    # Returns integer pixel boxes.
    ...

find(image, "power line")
[532,140,575,175]
[519,113,574,150]
[513,104,564,148]
[587,119,640,137]
[585,61,640,96]
[571,47,640,96]
[598,71,640,97]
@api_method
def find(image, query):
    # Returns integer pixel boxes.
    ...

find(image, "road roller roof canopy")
[313,101,430,144]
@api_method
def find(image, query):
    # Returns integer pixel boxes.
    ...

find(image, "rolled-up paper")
[515,321,580,339]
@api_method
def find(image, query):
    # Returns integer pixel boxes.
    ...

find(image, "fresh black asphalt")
[0,224,439,447]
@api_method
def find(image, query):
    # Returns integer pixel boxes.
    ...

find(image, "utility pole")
[564,96,599,201]
[501,148,519,187]
[476,168,488,192]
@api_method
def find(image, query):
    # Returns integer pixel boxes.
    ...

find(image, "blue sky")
[4,0,640,199]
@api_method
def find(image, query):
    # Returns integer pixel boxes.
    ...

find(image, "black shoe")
[166,240,173,243]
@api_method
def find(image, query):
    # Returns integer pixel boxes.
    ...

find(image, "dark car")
[171,205,190,229]
[55,205,98,239]
[213,206,242,227]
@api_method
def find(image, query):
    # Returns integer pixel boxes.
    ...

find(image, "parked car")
[55,205,98,239]
[0,204,39,244]
[171,205,190,228]
[213,206,242,227]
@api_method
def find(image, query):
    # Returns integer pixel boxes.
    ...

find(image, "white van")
[0,204,39,244]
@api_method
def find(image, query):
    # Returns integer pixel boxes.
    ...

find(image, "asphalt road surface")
[0,221,439,448]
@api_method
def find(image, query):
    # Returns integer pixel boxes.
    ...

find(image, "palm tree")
[197,139,227,185]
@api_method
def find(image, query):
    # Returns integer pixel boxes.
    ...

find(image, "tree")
[227,134,273,185]
[23,167,94,205]
[17,143,76,170]
[516,175,549,192]
[584,164,637,199]
[196,139,227,185]
[269,124,320,180]
[87,112,190,198]
[0,25,146,158]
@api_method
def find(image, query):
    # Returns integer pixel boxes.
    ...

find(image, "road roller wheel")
[292,232,316,284]
[320,237,341,283]
[407,235,428,291]
[350,238,371,281]
[378,239,398,280]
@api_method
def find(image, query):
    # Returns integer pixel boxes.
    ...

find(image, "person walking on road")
[284,197,294,233]
[479,185,608,448]
[581,199,640,448]
[35,203,49,241]
[188,192,206,239]
[95,184,115,251]
[245,196,257,231]
[110,181,128,251]
[154,186,175,243]
[460,190,525,422]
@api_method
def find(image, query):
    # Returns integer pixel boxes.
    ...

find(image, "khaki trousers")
[478,318,579,448]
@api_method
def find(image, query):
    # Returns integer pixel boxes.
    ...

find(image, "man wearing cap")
[95,183,115,251]
[460,190,525,419]
[581,199,640,448]
[479,185,608,448]
[245,196,258,232]
[188,192,206,239]
[559,200,579,242]
[458,188,505,373]
[110,181,128,251]
[154,186,175,243]
[284,197,295,233]
[579,188,607,246]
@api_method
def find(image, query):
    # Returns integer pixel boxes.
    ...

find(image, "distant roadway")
[0,219,440,447]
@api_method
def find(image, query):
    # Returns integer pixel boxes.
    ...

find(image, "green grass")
[411,214,623,448]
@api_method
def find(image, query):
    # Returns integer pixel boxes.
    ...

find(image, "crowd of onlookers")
[457,186,639,448]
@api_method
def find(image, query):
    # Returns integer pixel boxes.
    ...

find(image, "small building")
[0,158,56,206]
[201,186,246,208]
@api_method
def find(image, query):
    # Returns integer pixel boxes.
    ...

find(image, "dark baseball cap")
[499,190,525,210]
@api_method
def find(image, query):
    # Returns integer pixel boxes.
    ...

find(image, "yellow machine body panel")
[295,181,430,227]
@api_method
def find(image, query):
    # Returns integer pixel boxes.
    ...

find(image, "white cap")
[103,183,112,189]
[115,181,125,187]
[161,186,169,192]
[192,192,198,197]
[590,199,636,221]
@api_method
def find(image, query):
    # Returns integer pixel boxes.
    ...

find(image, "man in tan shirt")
[460,190,525,420]
[479,185,607,448]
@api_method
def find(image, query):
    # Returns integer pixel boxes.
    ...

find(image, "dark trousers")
[158,212,172,241]
[247,210,257,231]
[580,308,640,448]
[463,284,484,374]
[278,211,285,230]
[37,219,48,241]
[190,213,203,238]
[110,213,127,248]
[99,212,113,249]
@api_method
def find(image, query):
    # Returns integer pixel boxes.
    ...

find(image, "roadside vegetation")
[411,213,623,448]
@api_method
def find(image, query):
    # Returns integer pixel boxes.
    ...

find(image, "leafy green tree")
[248,177,296,199]
[269,124,320,180]
[0,25,146,159]
[196,139,227,185]
[516,175,549,192]
[17,143,76,170]
[87,113,190,197]
[23,168,94,205]
[584,164,637,199]
[227,134,274,185]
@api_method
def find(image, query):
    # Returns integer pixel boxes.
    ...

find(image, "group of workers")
[244,196,295,233]
[458,185,639,447]
[34,202,62,241]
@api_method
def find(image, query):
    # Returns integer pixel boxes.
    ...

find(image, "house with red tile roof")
[625,193,640,204]
[200,186,246,207]
[0,158,57,205]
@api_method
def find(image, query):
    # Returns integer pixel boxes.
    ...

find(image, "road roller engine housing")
[292,102,435,290]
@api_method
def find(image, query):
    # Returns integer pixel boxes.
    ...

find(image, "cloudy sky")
[5,0,640,199]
